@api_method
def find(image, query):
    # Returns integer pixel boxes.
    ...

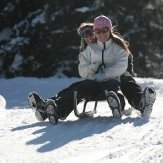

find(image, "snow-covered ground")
[0,77,163,163]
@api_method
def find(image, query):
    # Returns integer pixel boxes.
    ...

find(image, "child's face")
[84,35,96,45]
[81,27,96,45]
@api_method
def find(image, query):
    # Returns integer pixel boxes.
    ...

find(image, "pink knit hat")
[93,15,112,30]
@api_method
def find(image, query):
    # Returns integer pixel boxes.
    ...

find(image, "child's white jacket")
[78,39,128,82]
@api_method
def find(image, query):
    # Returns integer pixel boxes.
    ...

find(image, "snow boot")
[46,99,59,125]
[28,92,47,121]
[140,87,156,118]
[106,91,122,118]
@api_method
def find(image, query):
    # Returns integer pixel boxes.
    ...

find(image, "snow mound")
[0,95,6,109]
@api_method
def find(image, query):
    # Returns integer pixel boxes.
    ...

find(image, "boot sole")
[28,92,47,121]
[106,91,122,118]
[143,87,156,118]
[46,103,58,125]
[35,111,45,121]
[28,93,37,112]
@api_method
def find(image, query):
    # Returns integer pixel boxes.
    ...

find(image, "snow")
[31,10,46,27]
[145,4,154,10]
[1,37,30,52]
[75,7,90,13]
[0,76,163,163]
[0,95,6,108]
[10,54,23,71]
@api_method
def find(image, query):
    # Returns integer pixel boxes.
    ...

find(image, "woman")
[78,19,156,118]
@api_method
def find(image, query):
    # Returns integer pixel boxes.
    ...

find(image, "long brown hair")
[110,27,132,58]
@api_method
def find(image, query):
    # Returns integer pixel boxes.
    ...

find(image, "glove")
[91,62,100,72]
[94,73,106,82]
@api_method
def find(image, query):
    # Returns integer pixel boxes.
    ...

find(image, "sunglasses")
[80,30,94,39]
[94,28,110,35]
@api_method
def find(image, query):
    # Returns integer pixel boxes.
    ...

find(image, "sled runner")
[73,91,133,119]
[74,91,98,118]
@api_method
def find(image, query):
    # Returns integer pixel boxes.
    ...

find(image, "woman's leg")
[53,80,102,119]
[56,80,86,97]
[120,73,156,117]
[101,79,125,117]
[120,73,142,109]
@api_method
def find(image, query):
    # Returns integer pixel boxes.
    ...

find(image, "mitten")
[94,73,106,82]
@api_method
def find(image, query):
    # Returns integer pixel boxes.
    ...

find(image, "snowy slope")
[0,77,163,163]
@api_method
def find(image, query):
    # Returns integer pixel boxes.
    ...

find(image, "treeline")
[0,0,163,78]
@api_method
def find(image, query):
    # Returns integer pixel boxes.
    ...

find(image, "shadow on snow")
[11,115,149,153]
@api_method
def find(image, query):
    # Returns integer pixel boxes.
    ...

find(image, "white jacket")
[78,39,128,81]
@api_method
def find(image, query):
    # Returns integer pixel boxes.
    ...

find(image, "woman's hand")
[94,73,106,82]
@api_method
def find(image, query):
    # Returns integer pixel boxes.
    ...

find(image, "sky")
[0,76,163,163]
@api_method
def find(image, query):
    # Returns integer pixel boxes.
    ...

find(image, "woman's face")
[94,27,110,42]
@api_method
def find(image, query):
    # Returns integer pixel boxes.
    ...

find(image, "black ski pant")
[120,73,143,110]
[51,79,125,119]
